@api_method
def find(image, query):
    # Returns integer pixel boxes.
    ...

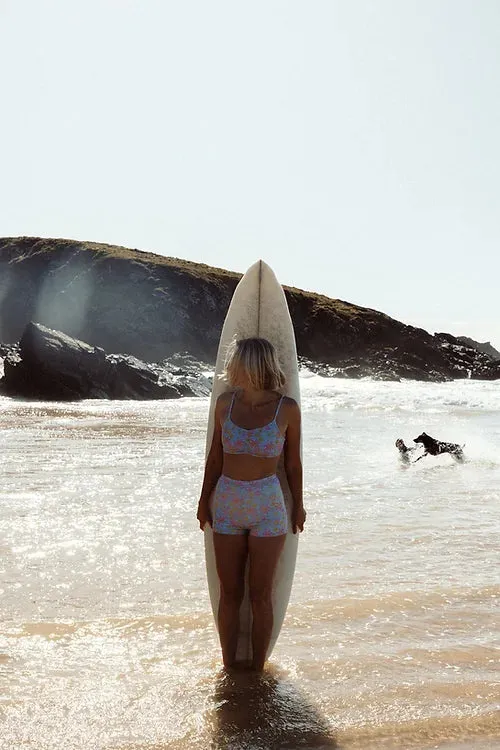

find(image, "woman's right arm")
[197,397,224,530]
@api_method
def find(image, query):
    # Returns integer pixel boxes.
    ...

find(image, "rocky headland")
[0,236,499,400]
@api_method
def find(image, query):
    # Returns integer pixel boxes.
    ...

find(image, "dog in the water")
[413,432,464,461]
[395,438,414,463]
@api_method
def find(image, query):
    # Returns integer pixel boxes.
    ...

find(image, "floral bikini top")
[222,392,285,458]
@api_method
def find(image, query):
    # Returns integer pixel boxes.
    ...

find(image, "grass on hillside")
[0,236,398,323]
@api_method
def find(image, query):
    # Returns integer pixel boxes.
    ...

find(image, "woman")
[197,337,305,672]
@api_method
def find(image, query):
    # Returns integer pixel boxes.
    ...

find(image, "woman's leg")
[248,534,286,672]
[213,532,248,668]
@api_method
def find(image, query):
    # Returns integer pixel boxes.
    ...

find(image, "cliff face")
[0,237,237,363]
[1,237,499,382]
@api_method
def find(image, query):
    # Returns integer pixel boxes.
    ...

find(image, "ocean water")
[0,376,499,750]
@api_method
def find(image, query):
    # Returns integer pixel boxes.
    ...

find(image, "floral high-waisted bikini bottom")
[212,474,288,537]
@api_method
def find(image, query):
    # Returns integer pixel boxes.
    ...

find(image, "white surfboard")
[204,260,301,663]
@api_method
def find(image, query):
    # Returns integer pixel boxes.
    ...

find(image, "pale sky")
[2,1,499,348]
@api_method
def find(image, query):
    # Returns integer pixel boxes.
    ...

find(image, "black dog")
[413,432,464,461]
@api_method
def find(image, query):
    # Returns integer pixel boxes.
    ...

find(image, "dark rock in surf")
[455,336,500,361]
[434,333,500,381]
[156,351,213,396]
[0,322,210,400]
[0,342,18,358]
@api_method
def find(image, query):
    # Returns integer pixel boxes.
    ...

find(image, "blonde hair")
[223,337,286,391]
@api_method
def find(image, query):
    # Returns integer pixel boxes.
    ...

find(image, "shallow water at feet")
[0,376,499,749]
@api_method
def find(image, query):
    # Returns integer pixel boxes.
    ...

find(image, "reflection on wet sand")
[208,666,338,750]
[109,666,337,750]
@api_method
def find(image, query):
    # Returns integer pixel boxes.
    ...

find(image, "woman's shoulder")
[214,391,234,422]
[279,395,300,413]
[215,391,235,408]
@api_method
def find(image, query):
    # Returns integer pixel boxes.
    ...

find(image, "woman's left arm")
[284,400,306,533]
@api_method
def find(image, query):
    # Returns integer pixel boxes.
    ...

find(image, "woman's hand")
[292,505,306,534]
[197,500,212,531]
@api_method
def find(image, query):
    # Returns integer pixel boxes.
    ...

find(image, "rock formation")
[455,336,500,361]
[1,236,499,385]
[0,322,211,400]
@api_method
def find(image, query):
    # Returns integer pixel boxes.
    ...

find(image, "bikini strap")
[274,395,285,420]
[228,391,236,418]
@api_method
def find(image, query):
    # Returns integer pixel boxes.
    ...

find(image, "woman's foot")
[223,659,264,675]
[250,659,265,674]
